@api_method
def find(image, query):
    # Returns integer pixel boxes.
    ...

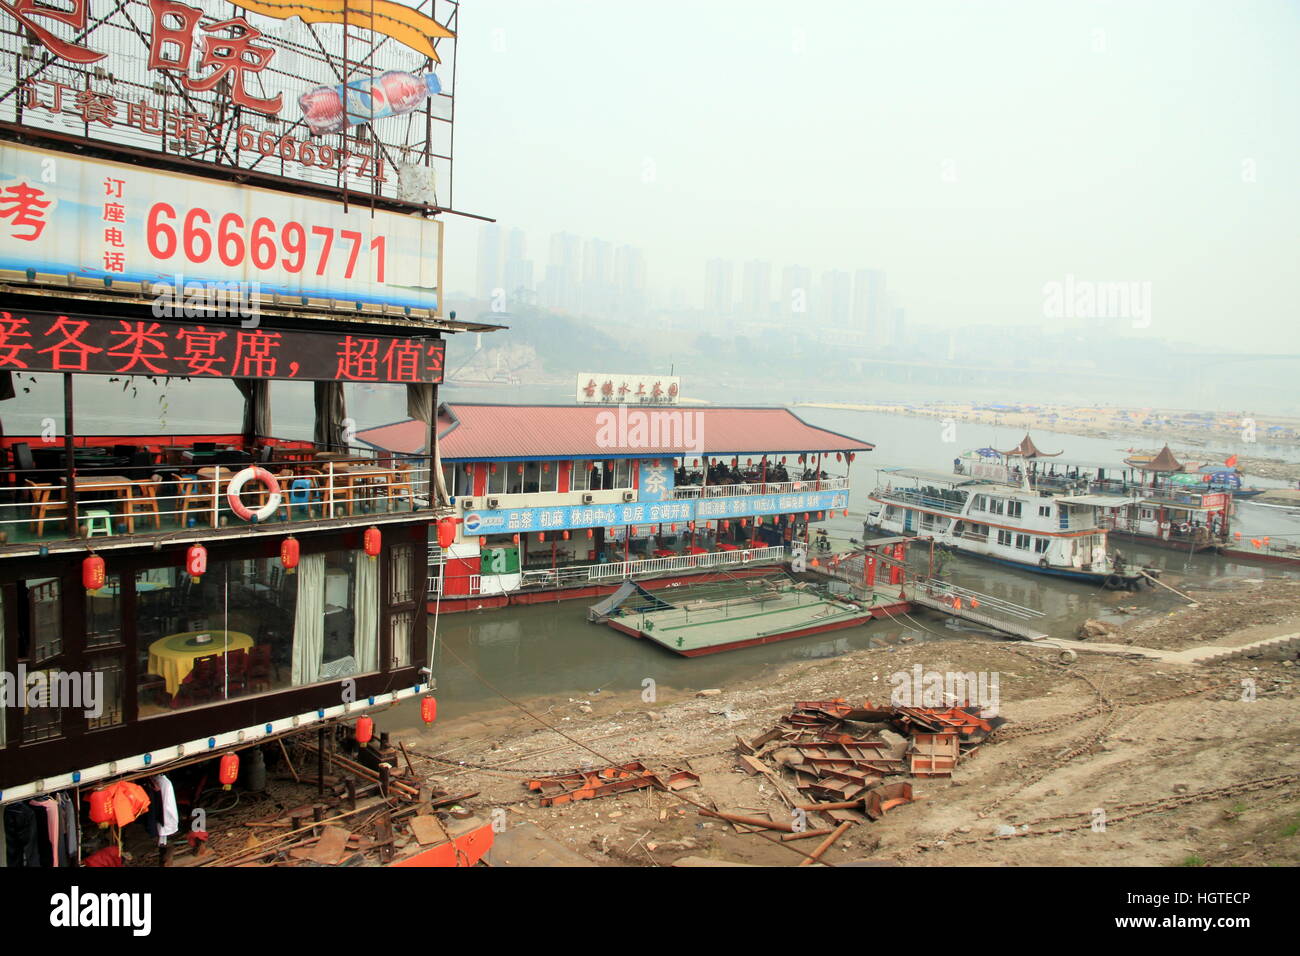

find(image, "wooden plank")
[409,815,447,847]
[289,826,351,865]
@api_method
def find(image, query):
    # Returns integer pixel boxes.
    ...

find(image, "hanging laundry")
[156,775,179,845]
[3,803,41,867]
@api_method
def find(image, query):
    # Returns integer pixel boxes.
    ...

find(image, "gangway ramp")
[907,584,1050,642]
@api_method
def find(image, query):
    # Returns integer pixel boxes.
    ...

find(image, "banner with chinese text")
[0,310,445,384]
[0,142,442,311]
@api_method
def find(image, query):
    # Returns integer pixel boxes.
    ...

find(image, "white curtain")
[0,588,5,749]
[353,553,379,673]
[290,554,326,686]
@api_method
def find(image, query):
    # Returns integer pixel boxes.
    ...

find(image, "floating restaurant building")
[357,403,875,613]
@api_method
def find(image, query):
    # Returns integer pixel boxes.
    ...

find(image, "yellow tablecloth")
[148,630,254,696]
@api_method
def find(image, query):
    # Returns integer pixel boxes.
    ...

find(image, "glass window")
[570,460,590,491]
[441,464,457,498]
[1008,501,1023,518]
[996,529,1012,547]
[20,577,63,743]
[1014,533,1030,550]
[1034,537,1050,553]
[538,462,559,493]
[506,463,524,494]
[614,460,632,489]
[486,464,507,495]
[523,461,541,494]
[387,544,416,669]
[86,573,122,648]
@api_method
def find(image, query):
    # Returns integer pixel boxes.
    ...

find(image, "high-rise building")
[502,228,534,300]
[892,306,906,347]
[476,223,501,301]
[780,265,812,321]
[541,231,581,313]
[853,269,886,338]
[820,269,852,328]
[705,258,734,316]
[614,244,647,317]
[740,259,771,318]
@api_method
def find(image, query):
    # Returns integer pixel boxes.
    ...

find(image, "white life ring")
[227,466,283,522]
[742,550,752,563]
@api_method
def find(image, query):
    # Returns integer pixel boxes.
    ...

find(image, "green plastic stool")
[85,509,113,537]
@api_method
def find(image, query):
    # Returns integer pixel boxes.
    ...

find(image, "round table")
[148,630,254,696]
[88,580,166,598]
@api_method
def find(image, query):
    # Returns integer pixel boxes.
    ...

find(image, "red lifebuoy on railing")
[227,466,283,522]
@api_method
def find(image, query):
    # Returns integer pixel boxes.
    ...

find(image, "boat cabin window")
[1007,501,1023,518]
[1014,533,1030,550]
[986,497,1005,515]
[1034,538,1050,553]
[570,460,591,491]
[1038,505,1051,517]
[485,463,508,495]
[996,530,1013,546]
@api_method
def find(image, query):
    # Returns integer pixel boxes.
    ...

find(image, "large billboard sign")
[0,309,445,383]
[0,142,442,310]
[0,0,456,204]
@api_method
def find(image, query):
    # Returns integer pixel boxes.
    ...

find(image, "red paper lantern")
[670,524,677,532]
[842,509,849,518]
[543,462,550,472]
[723,520,730,530]
[479,536,487,546]
[82,554,106,591]
[836,452,842,462]
[562,530,570,540]
[219,753,239,790]
[186,543,207,582]
[781,456,787,464]
[587,529,594,539]
[740,518,748,527]
[490,463,497,474]
[280,536,300,573]
[88,789,113,829]
[512,534,520,544]
[436,516,461,549]
[420,696,438,724]
[537,532,544,542]
[517,465,524,475]
[363,526,382,559]
[355,715,374,746]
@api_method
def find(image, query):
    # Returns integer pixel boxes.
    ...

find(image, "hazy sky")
[443,0,1299,347]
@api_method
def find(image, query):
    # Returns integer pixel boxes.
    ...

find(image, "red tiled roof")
[357,403,874,460]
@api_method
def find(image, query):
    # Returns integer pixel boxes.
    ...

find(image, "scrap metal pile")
[734,698,1007,829]
[525,761,700,807]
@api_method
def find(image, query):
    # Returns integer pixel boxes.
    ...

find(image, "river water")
[403,403,1300,729]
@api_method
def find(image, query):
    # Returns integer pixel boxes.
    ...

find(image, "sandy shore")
[401,577,1300,867]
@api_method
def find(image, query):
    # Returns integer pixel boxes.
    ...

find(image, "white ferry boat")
[867,467,1151,589]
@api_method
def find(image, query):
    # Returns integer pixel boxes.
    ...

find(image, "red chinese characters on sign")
[0,182,52,241]
[0,312,33,368]
[0,0,106,64]
[147,1,282,115]
[7,312,446,383]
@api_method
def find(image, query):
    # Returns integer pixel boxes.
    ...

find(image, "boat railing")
[0,453,438,548]
[672,477,849,499]
[873,487,966,514]
[514,545,787,589]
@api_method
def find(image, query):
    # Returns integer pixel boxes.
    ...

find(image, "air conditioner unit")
[581,493,595,505]
[622,491,635,503]
[459,498,474,509]
[487,497,500,509]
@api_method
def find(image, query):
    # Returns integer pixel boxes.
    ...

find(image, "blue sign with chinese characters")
[459,489,848,536]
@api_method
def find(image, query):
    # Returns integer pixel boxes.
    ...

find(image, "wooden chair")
[126,474,163,531]
[171,654,222,707]
[25,479,66,536]
[223,648,250,696]
[248,644,275,691]
[177,474,217,528]
[389,461,416,510]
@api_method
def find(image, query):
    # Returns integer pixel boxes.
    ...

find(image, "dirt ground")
[399,583,1300,867]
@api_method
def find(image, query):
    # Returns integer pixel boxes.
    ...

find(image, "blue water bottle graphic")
[299,71,442,135]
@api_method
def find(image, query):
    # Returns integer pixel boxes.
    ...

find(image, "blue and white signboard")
[638,460,674,502]
[460,490,848,537]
